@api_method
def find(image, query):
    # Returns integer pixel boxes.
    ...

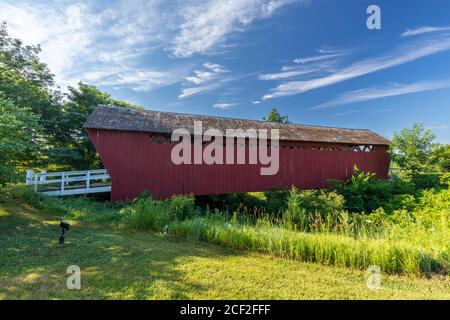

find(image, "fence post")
[26,169,34,186]
[39,170,47,183]
[61,173,65,196]
[86,171,91,194]
[33,173,38,192]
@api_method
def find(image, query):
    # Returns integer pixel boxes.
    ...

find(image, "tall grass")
[169,217,447,275]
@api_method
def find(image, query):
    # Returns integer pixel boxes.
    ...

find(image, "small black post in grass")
[59,221,70,244]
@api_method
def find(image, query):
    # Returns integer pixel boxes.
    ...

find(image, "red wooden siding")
[88,129,390,201]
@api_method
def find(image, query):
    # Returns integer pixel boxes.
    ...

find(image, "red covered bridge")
[84,106,390,201]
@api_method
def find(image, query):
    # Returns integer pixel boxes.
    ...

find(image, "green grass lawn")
[1,202,449,300]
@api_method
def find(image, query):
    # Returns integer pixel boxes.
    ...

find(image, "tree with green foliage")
[1,22,144,174]
[0,96,41,185]
[263,108,290,124]
[390,123,436,177]
[0,22,54,87]
[0,22,63,169]
[0,22,57,122]
[430,144,450,172]
[50,82,144,170]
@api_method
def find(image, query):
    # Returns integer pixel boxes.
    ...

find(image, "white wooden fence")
[26,169,111,196]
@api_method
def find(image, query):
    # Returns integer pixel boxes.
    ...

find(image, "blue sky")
[1,0,450,142]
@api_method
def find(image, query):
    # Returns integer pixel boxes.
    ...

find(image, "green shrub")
[297,189,345,216]
[124,194,199,231]
[244,192,267,208]
[282,187,307,231]
[364,207,392,228]
[384,194,417,213]
[127,197,170,231]
[196,192,266,213]
[418,188,450,211]
[168,194,196,220]
[264,187,290,216]
[331,167,416,213]
[330,167,374,213]
[412,173,443,190]
[281,187,346,232]
[441,173,450,188]
[388,209,417,227]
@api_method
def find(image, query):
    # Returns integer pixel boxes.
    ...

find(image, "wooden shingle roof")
[84,105,390,146]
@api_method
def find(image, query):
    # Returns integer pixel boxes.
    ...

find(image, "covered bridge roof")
[84,105,390,146]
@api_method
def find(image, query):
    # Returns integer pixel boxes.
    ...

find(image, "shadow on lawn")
[0,203,237,300]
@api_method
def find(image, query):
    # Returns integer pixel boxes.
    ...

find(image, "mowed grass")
[0,203,449,300]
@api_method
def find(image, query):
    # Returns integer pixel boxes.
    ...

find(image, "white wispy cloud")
[171,0,303,57]
[83,67,189,92]
[331,110,358,117]
[184,71,216,85]
[259,65,323,80]
[259,47,351,81]
[0,2,95,87]
[179,83,224,99]
[212,102,237,109]
[203,62,226,73]
[0,0,173,89]
[180,62,232,98]
[309,80,450,110]
[293,52,346,64]
[263,33,450,100]
[96,46,161,63]
[1,0,301,91]
[402,26,450,37]
[184,62,227,85]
